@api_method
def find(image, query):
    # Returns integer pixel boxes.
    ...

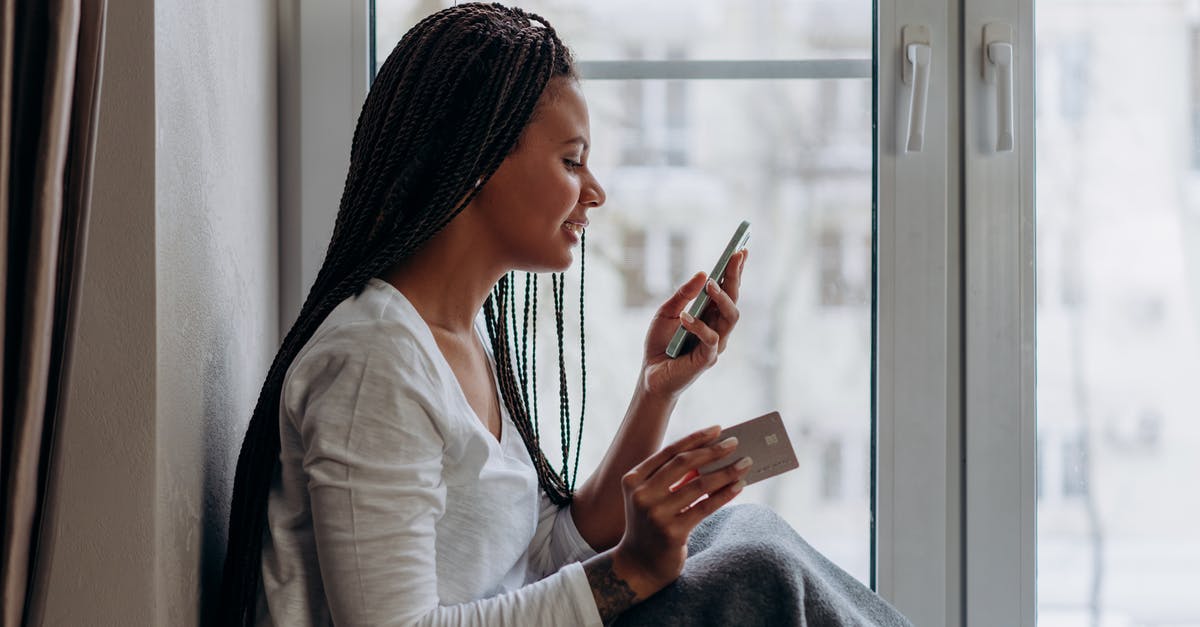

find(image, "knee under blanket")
[613,504,914,627]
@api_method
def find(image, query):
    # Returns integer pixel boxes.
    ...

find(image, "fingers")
[666,456,752,512]
[620,432,750,563]
[701,278,739,354]
[695,250,745,352]
[680,475,747,528]
[678,311,720,360]
[668,468,700,493]
[719,249,748,303]
[659,249,746,323]
[644,435,739,493]
[626,426,721,485]
[701,279,740,335]
[655,272,707,320]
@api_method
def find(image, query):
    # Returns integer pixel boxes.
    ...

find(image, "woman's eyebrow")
[562,136,589,152]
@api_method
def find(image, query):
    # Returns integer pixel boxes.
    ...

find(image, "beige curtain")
[0,0,106,625]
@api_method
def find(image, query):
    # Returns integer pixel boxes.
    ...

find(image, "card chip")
[765,434,779,446]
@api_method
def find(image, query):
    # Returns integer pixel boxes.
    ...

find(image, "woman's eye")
[563,159,583,170]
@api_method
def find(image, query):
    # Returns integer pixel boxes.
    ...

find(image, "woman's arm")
[571,249,747,550]
[570,383,678,549]
[293,339,606,626]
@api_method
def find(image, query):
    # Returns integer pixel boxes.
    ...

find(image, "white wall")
[33,0,278,624]
[153,0,277,623]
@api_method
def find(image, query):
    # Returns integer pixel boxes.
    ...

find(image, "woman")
[221,4,910,626]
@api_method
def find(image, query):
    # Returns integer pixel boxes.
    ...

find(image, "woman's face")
[468,77,606,272]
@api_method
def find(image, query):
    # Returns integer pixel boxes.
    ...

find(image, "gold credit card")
[697,411,799,486]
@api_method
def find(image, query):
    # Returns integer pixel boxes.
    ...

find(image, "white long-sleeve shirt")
[256,278,604,627]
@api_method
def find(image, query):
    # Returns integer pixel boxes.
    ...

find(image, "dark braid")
[531,270,540,432]
[551,272,568,478]
[574,231,587,490]
[218,4,581,624]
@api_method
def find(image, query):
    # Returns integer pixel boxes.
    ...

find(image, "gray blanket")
[613,504,913,627]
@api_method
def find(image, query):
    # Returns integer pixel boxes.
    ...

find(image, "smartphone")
[665,220,750,359]
[696,411,798,486]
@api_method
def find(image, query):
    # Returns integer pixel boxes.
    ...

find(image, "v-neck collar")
[368,278,509,448]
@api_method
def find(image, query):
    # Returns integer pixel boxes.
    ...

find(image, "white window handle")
[905,44,932,152]
[984,24,1015,152]
[901,25,931,154]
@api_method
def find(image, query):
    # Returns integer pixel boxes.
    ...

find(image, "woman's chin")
[553,251,575,272]
[515,251,574,275]
[544,254,575,274]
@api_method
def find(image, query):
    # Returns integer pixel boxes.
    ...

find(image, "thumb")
[655,271,707,319]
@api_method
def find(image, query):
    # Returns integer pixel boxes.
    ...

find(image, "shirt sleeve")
[290,339,603,627]
[526,493,600,581]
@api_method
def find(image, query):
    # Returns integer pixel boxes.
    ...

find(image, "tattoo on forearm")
[583,554,639,623]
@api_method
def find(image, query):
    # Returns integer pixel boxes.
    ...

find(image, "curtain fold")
[0,1,107,625]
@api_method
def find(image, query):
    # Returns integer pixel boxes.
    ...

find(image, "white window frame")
[877,0,961,624]
[962,0,1036,624]
[277,0,372,327]
[278,1,1037,625]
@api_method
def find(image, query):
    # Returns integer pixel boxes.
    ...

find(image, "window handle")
[901,25,931,153]
[984,24,1015,152]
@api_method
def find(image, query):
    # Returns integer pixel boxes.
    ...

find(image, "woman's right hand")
[604,427,752,601]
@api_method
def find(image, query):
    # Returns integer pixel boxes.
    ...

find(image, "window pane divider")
[578,59,871,80]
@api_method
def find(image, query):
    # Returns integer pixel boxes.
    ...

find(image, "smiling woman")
[220,3,910,626]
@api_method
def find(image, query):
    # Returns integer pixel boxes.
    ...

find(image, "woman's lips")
[562,220,586,242]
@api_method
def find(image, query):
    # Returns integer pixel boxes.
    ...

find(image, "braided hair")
[219,4,584,623]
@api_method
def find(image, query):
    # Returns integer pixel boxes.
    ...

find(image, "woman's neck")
[379,217,505,337]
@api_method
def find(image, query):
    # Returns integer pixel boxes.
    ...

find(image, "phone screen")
[665,220,750,358]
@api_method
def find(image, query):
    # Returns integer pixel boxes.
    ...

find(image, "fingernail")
[731,480,746,494]
[680,312,695,324]
[734,456,753,470]
[701,425,721,436]
[717,436,738,450]
[707,279,717,290]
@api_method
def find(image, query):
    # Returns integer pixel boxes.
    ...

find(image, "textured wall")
[153,0,277,623]
[34,0,278,624]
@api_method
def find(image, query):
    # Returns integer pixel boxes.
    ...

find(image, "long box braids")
[219,4,588,624]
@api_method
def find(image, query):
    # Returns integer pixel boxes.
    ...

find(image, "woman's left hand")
[640,249,748,399]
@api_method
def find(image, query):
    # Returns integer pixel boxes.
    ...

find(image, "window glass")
[375,0,870,63]
[1037,1,1200,623]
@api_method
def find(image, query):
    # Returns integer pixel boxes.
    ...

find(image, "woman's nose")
[581,175,606,208]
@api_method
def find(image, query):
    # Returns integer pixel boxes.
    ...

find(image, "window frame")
[962,0,1037,624]
[876,0,962,624]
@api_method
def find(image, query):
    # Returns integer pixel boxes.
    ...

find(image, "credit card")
[697,411,798,486]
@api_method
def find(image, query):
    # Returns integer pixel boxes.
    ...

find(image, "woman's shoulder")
[298,320,432,375]
[285,282,445,400]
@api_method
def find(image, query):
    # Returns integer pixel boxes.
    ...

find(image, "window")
[283,0,1056,622]
[618,227,689,308]
[1057,36,1090,122]
[1059,433,1088,499]
[1191,24,1200,169]
[820,439,844,501]
[1035,2,1200,623]
[619,229,649,306]
[619,47,689,167]
[818,227,871,307]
